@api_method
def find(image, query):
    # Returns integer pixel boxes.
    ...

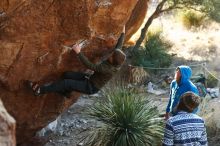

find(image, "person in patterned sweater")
[28,27,126,97]
[162,92,208,146]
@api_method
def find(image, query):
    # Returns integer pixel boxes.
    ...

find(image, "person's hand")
[85,69,94,75]
[122,25,125,33]
[72,44,81,54]
[165,112,170,121]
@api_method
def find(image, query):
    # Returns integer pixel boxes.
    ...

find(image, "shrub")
[132,31,172,69]
[206,72,219,88]
[207,0,220,22]
[84,86,164,146]
[130,67,150,85]
[180,10,206,29]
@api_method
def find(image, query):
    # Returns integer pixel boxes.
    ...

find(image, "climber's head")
[107,49,126,67]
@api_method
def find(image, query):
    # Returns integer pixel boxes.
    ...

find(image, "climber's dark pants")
[40,71,99,95]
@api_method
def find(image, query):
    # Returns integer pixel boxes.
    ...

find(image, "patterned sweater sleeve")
[77,52,109,73]
[162,120,174,146]
[114,32,125,50]
[199,123,208,146]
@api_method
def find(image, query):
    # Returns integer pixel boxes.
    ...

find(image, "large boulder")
[200,98,220,136]
[0,0,149,144]
[0,99,16,146]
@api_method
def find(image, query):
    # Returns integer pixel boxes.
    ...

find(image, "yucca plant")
[83,86,164,146]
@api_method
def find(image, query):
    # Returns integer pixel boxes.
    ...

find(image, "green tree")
[132,0,216,51]
[132,31,172,68]
[208,0,220,22]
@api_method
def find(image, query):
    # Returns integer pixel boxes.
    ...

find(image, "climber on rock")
[27,26,126,97]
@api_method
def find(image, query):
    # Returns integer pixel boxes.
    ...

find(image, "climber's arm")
[114,26,125,50]
[77,52,97,70]
[72,44,108,72]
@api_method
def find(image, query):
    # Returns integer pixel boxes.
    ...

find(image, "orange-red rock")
[0,0,148,144]
[0,99,16,146]
[125,0,148,41]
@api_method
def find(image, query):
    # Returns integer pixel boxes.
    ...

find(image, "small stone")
[77,142,83,146]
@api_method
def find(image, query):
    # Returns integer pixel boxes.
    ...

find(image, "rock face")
[200,98,220,134]
[0,0,149,144]
[0,99,16,146]
[125,0,148,41]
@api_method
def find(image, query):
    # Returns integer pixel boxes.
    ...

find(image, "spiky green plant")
[84,86,164,146]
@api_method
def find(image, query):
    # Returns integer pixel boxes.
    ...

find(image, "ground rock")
[200,98,220,137]
[0,99,16,146]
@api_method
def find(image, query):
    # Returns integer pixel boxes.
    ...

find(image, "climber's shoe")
[26,80,41,96]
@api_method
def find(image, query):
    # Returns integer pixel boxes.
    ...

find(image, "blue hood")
[166,65,199,114]
[178,65,192,85]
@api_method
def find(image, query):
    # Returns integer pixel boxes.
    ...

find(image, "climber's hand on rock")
[123,25,125,33]
[72,44,81,54]
[85,69,94,74]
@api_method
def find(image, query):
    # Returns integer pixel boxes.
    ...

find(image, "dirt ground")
[38,91,169,146]
[39,88,219,146]
[39,95,98,146]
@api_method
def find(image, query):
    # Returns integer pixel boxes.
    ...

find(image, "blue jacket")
[166,66,199,114]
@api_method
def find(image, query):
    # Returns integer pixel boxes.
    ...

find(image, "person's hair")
[111,49,126,66]
[177,92,200,113]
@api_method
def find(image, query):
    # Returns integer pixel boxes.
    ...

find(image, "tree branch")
[133,0,168,50]
[131,0,208,53]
